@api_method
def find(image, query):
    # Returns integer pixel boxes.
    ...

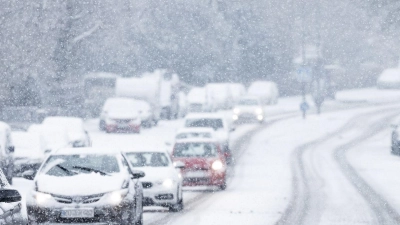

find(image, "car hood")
[138,167,177,182]
[174,157,218,170]
[37,173,126,196]
[214,130,229,143]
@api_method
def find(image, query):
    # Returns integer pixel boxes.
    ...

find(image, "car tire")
[219,180,227,191]
[169,189,184,212]
[99,120,106,131]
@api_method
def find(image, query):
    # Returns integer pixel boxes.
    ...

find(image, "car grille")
[155,194,174,200]
[183,177,209,183]
[142,182,153,189]
[51,193,105,204]
[115,119,132,123]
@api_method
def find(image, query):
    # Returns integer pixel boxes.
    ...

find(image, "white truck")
[115,69,180,122]
[205,83,233,112]
[247,81,279,105]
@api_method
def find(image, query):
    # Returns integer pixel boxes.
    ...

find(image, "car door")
[0,170,26,224]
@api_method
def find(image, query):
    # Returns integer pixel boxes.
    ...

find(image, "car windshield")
[173,143,217,158]
[42,154,120,177]
[126,152,169,167]
[176,132,212,139]
[185,119,224,130]
[238,99,259,106]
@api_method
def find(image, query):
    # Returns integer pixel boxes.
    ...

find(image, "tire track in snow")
[146,114,298,225]
[334,113,400,224]
[276,107,400,225]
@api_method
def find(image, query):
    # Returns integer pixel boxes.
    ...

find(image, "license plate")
[185,171,208,178]
[61,208,94,218]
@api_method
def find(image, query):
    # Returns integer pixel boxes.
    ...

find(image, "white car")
[132,99,154,128]
[100,98,142,133]
[248,81,279,105]
[377,68,400,89]
[0,122,15,184]
[125,149,184,212]
[24,147,145,224]
[175,128,215,140]
[232,96,264,123]
[183,113,233,163]
[28,124,71,154]
[42,117,91,147]
[12,131,46,176]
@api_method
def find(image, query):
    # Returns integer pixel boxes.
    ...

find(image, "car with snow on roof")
[125,147,184,212]
[24,147,145,225]
[172,138,227,190]
[183,113,233,164]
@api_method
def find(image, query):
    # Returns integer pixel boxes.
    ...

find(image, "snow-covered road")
[12,88,400,225]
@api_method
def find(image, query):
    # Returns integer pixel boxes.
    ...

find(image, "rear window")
[173,143,217,158]
[185,118,224,130]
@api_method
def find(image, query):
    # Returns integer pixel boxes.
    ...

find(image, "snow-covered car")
[100,98,142,133]
[175,128,215,140]
[183,113,233,163]
[0,169,27,224]
[42,117,91,147]
[28,124,71,154]
[247,81,279,105]
[12,131,46,176]
[125,149,184,212]
[132,99,154,128]
[377,68,400,89]
[0,122,15,184]
[24,147,145,225]
[391,123,400,154]
[172,139,227,190]
[232,96,264,123]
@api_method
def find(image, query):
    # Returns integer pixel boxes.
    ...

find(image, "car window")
[173,143,217,158]
[185,119,224,130]
[42,154,120,177]
[126,152,170,167]
[238,99,259,106]
[176,132,212,139]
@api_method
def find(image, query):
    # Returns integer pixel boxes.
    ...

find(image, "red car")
[172,139,227,190]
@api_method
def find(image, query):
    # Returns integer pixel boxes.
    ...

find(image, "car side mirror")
[0,189,21,203]
[174,161,185,169]
[8,146,14,153]
[230,127,236,132]
[131,170,145,179]
[22,170,35,180]
[165,141,172,146]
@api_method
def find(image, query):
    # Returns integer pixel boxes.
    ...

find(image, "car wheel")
[219,180,227,191]
[169,189,184,212]
[99,120,106,131]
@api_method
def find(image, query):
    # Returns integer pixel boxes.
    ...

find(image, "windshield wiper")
[56,165,77,176]
[72,166,110,176]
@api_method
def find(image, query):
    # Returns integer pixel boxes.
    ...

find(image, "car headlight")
[233,108,240,114]
[257,115,264,121]
[162,178,174,188]
[255,108,263,114]
[35,192,52,205]
[212,160,224,171]
[232,115,239,120]
[106,189,128,205]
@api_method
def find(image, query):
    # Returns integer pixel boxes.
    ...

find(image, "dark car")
[0,169,26,224]
[24,147,145,225]
[391,124,400,154]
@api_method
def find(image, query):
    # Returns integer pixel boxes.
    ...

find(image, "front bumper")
[233,113,263,122]
[182,170,226,187]
[106,124,141,133]
[27,204,131,224]
[142,183,179,207]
